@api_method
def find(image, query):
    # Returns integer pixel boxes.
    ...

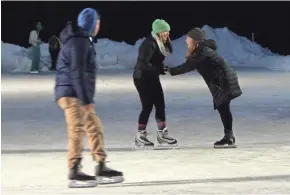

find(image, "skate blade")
[133,145,155,151]
[154,143,180,150]
[96,176,124,185]
[68,180,98,188]
[132,142,154,150]
[214,144,237,149]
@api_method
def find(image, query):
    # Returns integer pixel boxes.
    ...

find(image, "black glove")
[164,66,169,72]
[160,66,169,75]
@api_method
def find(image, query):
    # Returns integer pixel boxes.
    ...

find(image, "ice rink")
[1,69,290,194]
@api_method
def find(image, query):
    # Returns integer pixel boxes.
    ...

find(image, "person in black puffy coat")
[48,34,61,71]
[167,27,242,149]
[133,19,178,148]
[54,8,123,188]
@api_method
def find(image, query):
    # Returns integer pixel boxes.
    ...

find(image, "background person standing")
[29,22,43,73]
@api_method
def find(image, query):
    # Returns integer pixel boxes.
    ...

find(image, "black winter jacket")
[54,24,97,105]
[169,39,242,109]
[133,34,172,80]
[48,36,61,52]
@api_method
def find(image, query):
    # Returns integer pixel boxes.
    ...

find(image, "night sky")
[2,1,290,55]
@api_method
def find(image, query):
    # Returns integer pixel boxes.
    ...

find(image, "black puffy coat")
[133,34,172,79]
[169,39,242,109]
[48,36,61,52]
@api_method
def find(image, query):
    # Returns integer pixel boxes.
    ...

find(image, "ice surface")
[2,149,290,194]
[1,69,290,194]
[1,25,290,73]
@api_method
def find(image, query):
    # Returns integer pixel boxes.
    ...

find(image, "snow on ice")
[1,25,290,73]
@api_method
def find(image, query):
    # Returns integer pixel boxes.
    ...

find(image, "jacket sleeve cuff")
[79,96,92,105]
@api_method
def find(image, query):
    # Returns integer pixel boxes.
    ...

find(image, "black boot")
[214,130,237,148]
[68,158,97,188]
[95,161,124,184]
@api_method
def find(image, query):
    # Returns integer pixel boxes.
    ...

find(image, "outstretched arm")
[169,55,202,76]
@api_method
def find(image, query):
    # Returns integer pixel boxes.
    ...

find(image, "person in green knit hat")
[29,22,43,73]
[133,19,178,148]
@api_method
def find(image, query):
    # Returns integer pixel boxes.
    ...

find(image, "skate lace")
[101,162,115,172]
[139,130,150,137]
[75,164,85,175]
[224,135,234,141]
[159,129,175,140]
[163,134,175,140]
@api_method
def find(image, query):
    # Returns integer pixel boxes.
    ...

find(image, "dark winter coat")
[54,23,97,105]
[48,36,61,52]
[169,39,242,109]
[133,35,172,80]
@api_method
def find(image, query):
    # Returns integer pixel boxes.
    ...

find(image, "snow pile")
[1,42,51,72]
[166,25,290,71]
[1,25,290,72]
[203,25,290,71]
[95,38,138,69]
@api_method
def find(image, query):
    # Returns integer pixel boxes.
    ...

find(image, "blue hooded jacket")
[54,23,97,105]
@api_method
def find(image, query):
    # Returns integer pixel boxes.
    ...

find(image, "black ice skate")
[214,135,237,149]
[134,130,154,148]
[156,128,178,148]
[95,161,124,184]
[68,158,97,188]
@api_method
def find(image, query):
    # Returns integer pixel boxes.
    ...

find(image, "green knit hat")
[152,19,170,34]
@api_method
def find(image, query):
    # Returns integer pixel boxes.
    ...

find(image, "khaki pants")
[58,97,107,169]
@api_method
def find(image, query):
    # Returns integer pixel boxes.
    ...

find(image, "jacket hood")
[202,39,217,51]
[59,23,91,44]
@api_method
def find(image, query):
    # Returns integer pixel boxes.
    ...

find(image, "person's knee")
[92,114,104,133]
[142,103,153,114]
[154,95,165,111]
[81,109,103,133]
[155,98,165,109]
[218,102,230,112]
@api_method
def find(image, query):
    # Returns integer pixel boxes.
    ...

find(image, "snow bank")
[1,43,51,72]
[1,25,290,72]
[165,25,290,71]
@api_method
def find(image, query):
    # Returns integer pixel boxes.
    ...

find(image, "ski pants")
[31,45,41,71]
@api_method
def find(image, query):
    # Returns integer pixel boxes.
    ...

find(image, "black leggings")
[217,102,233,131]
[134,77,166,128]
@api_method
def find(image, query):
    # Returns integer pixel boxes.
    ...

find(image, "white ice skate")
[155,128,179,150]
[133,130,155,150]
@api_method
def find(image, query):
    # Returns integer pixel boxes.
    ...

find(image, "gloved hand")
[164,66,169,72]
[160,66,169,75]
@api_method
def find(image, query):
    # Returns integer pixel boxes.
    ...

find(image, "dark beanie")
[187,27,205,42]
[77,8,98,35]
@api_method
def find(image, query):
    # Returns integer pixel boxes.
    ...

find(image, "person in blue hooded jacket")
[55,8,124,188]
